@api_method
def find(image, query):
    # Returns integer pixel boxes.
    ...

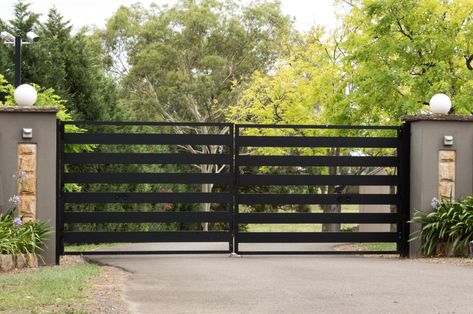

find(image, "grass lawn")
[245,205,360,232]
[247,223,323,232]
[0,261,100,313]
[354,242,397,252]
[64,243,124,252]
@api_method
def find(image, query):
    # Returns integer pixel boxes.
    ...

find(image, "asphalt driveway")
[88,243,473,314]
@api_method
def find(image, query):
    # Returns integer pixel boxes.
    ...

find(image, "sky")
[0,0,339,32]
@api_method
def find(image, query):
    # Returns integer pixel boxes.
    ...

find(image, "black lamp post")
[1,31,40,87]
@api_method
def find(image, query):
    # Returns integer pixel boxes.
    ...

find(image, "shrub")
[0,209,51,255]
[410,197,473,257]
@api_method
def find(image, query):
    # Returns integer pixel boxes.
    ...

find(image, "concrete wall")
[406,116,473,257]
[0,106,58,265]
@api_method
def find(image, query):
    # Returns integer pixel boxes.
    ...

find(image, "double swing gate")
[57,121,410,261]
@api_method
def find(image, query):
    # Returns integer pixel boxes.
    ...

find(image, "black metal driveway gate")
[57,121,234,261]
[57,121,410,262]
[233,124,410,256]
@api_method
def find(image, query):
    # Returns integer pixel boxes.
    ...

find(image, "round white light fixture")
[14,84,37,107]
[429,93,451,114]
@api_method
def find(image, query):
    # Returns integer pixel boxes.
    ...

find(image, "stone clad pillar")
[0,106,58,265]
[403,115,473,257]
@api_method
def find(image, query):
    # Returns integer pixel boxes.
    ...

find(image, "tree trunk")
[200,164,214,231]
[321,148,341,232]
[322,185,341,232]
[390,184,397,232]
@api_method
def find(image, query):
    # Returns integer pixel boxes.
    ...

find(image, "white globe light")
[14,84,38,107]
[429,93,451,114]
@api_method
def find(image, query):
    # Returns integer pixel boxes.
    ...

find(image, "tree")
[339,0,473,120]
[228,0,473,231]
[0,1,129,121]
[99,0,294,229]
[227,28,353,231]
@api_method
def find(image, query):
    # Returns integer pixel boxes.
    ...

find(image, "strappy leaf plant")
[410,197,473,257]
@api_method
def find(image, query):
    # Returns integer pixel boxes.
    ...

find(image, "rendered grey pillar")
[0,106,58,265]
[403,115,473,257]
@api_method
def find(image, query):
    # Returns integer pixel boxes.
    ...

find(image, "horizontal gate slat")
[63,153,231,165]
[237,232,398,243]
[63,133,231,145]
[238,174,398,186]
[238,156,398,167]
[237,213,400,224]
[238,193,398,205]
[236,124,399,130]
[63,121,232,127]
[63,231,232,243]
[64,211,232,223]
[238,136,398,148]
[63,192,233,203]
[63,172,233,184]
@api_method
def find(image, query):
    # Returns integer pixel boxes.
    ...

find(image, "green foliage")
[98,0,293,123]
[0,72,94,147]
[341,0,473,119]
[410,197,473,257]
[0,74,91,193]
[0,209,51,255]
[0,171,50,255]
[227,29,343,125]
[230,0,473,127]
[0,2,130,121]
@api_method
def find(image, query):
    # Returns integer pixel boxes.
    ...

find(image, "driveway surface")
[88,243,473,314]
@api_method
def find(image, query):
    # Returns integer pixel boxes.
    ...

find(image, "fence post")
[0,106,59,265]
[398,122,411,257]
[55,120,65,265]
[403,115,473,257]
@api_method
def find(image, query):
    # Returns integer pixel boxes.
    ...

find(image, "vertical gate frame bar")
[55,120,65,265]
[229,124,235,253]
[233,125,240,254]
[398,122,411,257]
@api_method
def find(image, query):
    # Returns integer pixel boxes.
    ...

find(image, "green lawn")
[353,242,397,252]
[64,243,123,252]
[247,223,323,232]
[0,262,100,313]
[247,223,359,232]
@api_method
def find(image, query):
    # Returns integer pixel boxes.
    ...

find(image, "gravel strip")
[335,243,473,266]
[86,265,130,314]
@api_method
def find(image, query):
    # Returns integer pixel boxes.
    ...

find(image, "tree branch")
[396,19,413,41]
[465,54,473,70]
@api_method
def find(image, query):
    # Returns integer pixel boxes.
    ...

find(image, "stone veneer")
[18,144,37,222]
[438,150,455,199]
